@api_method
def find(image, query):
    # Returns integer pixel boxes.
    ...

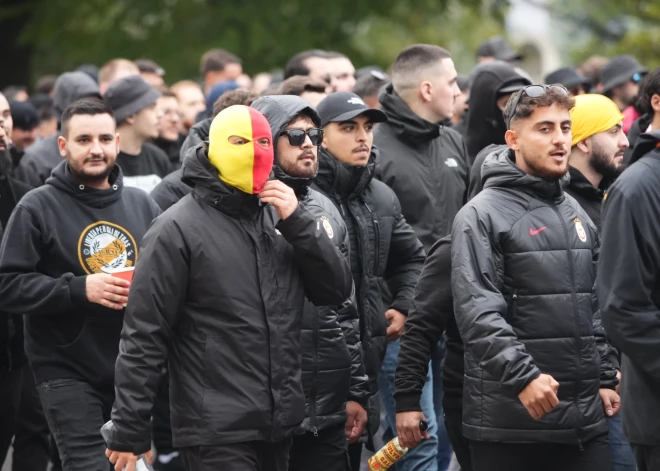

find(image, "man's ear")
[504,129,519,151]
[420,81,433,103]
[124,116,135,126]
[576,138,590,154]
[651,94,660,114]
[57,135,67,157]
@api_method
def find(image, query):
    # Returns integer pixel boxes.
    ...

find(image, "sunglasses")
[282,128,324,146]
[506,85,569,129]
[632,72,645,84]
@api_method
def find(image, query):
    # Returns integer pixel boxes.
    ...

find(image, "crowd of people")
[0,36,658,471]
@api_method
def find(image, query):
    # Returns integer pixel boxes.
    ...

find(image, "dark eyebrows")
[339,120,357,125]
[534,120,572,127]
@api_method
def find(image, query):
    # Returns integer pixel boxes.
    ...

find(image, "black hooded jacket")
[465,63,531,166]
[312,146,426,438]
[564,166,610,233]
[598,130,660,445]
[0,162,161,388]
[451,147,616,445]
[374,84,469,251]
[108,144,353,454]
[251,95,369,433]
[622,113,651,164]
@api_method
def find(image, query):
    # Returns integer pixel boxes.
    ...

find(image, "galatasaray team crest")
[574,218,587,243]
[78,221,138,274]
[320,216,334,239]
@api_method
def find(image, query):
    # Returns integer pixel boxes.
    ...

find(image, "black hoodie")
[623,113,651,164]
[0,161,161,389]
[251,95,370,433]
[598,130,660,445]
[465,62,531,165]
[374,83,469,252]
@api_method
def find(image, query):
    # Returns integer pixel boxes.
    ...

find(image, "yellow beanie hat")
[570,94,624,147]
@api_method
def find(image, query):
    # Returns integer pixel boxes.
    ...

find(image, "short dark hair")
[503,86,575,127]
[61,98,115,137]
[212,89,259,117]
[636,67,660,116]
[2,85,27,102]
[284,50,329,79]
[39,106,56,123]
[35,75,58,95]
[135,59,165,76]
[353,73,390,99]
[391,44,452,94]
[279,75,327,96]
[157,86,177,99]
[200,49,242,75]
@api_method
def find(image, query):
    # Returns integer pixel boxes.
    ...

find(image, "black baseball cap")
[476,36,522,62]
[316,92,388,127]
[545,67,591,90]
[10,100,39,130]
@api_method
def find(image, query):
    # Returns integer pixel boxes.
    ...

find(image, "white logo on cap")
[347,97,365,105]
[445,158,458,168]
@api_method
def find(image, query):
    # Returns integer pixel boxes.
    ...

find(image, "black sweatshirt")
[0,162,161,389]
[117,142,172,194]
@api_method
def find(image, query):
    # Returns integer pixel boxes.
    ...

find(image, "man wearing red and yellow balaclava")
[105,105,353,471]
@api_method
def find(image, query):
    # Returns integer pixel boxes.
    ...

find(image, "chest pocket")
[368,212,394,277]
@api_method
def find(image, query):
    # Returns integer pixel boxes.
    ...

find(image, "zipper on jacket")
[309,302,320,436]
[364,203,380,274]
[506,291,518,323]
[551,204,584,446]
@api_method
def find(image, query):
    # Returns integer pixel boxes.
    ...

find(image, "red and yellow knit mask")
[208,105,274,194]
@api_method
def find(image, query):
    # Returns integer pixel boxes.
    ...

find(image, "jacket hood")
[180,142,261,218]
[465,62,531,160]
[624,114,651,164]
[482,146,564,200]
[629,129,660,165]
[46,160,123,208]
[189,118,211,142]
[315,145,377,200]
[53,72,101,115]
[251,96,322,197]
[378,83,441,145]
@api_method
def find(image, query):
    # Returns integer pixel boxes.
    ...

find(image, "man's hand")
[518,373,560,420]
[396,411,430,450]
[105,449,153,471]
[600,388,621,417]
[386,309,406,342]
[86,274,131,310]
[616,370,621,394]
[259,180,299,220]
[345,401,367,443]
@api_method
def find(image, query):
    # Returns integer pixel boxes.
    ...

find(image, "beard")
[590,146,624,181]
[278,150,318,178]
[68,153,116,184]
[521,151,569,180]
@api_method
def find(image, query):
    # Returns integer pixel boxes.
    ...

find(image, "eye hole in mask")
[228,135,271,149]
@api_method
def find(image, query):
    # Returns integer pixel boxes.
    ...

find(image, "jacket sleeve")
[597,185,660,381]
[451,205,541,394]
[384,194,426,315]
[0,205,88,314]
[109,218,189,455]
[276,205,353,307]
[395,238,452,412]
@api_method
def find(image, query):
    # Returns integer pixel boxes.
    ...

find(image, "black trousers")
[0,365,50,471]
[37,378,114,471]
[289,424,349,471]
[182,439,292,471]
[471,434,614,471]
[444,406,472,471]
[632,445,660,471]
[348,442,362,471]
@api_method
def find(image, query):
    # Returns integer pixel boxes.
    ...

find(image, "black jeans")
[37,378,114,471]
[181,439,292,471]
[289,424,350,471]
[471,434,614,471]
[443,405,471,471]
[0,365,50,471]
[632,445,660,471]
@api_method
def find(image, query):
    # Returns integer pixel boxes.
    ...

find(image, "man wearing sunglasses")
[252,95,370,471]
[451,84,619,471]
[313,92,427,471]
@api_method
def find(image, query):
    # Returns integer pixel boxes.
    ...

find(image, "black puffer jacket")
[564,166,610,233]
[451,147,616,445]
[252,95,369,433]
[312,146,426,437]
[108,144,353,454]
[374,83,469,251]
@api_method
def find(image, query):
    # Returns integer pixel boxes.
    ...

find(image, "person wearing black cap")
[353,70,390,110]
[476,36,522,63]
[105,75,172,193]
[545,67,591,96]
[14,71,102,187]
[136,59,166,88]
[312,92,427,471]
[9,100,40,165]
[600,55,648,112]
[0,98,162,470]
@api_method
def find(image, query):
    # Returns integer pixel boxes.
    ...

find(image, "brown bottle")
[367,420,428,470]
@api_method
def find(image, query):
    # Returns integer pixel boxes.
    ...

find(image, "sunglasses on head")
[282,128,324,146]
[506,84,569,130]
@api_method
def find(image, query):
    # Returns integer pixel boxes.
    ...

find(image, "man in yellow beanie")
[566,94,629,231]
[104,105,353,471]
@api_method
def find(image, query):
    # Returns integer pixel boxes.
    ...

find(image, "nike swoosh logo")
[529,226,548,236]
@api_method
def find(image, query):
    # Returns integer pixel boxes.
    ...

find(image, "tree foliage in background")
[1,0,507,84]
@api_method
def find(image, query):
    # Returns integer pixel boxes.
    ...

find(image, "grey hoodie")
[14,72,101,187]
